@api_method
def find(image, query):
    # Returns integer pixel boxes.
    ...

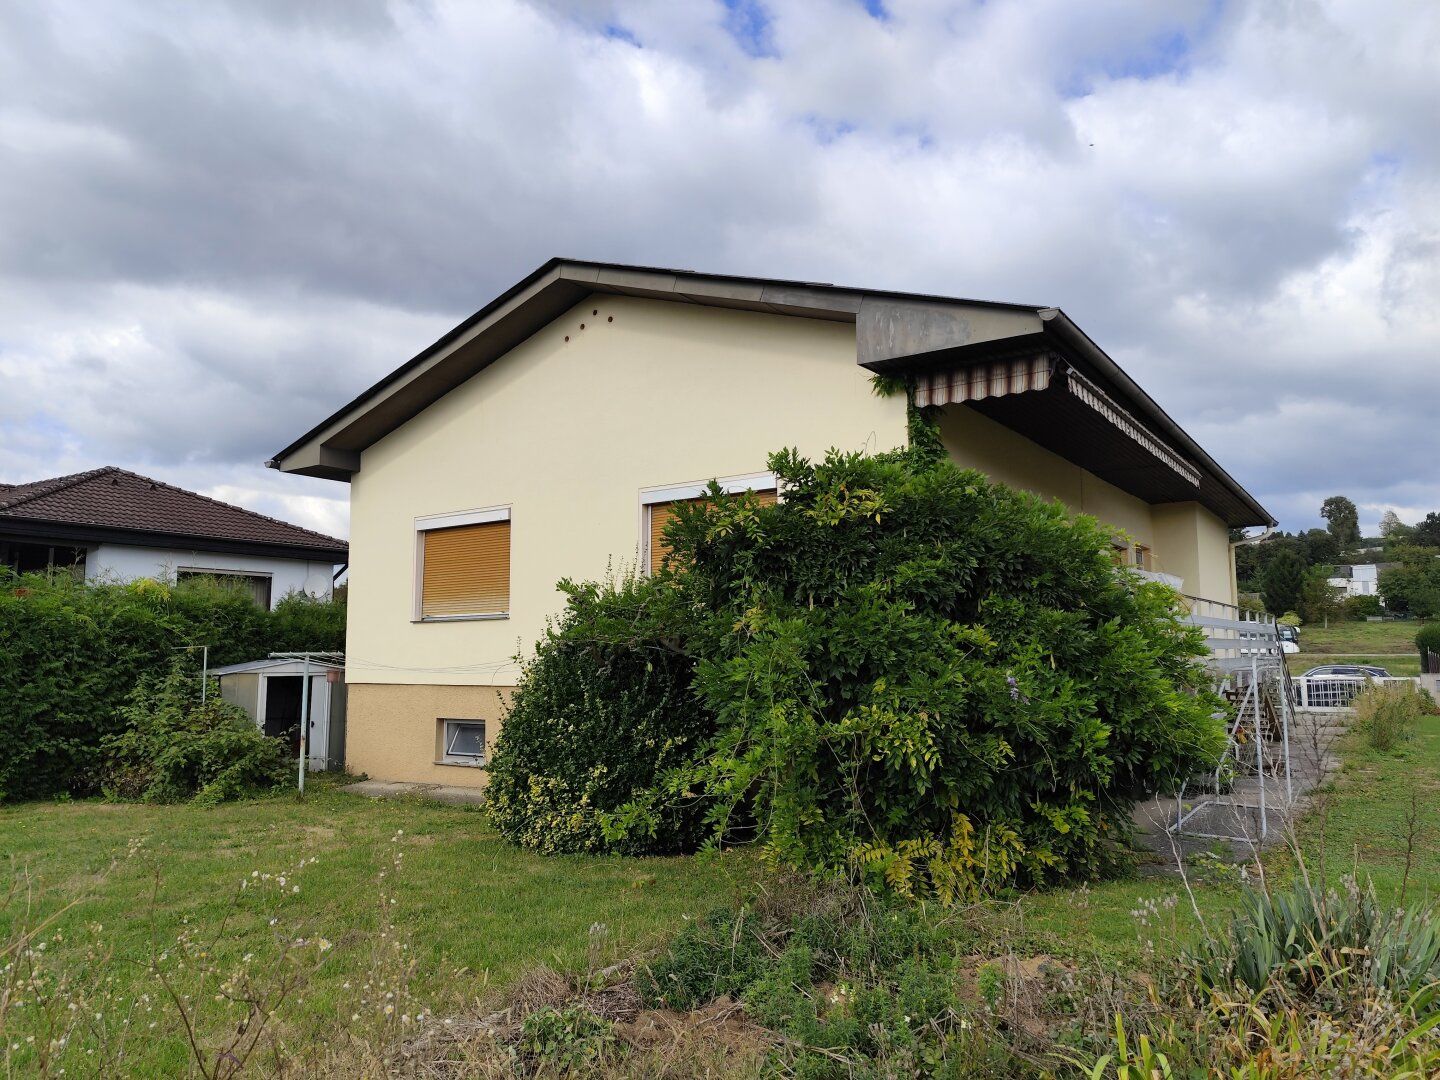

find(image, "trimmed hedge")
[1417,623,1440,673]
[0,572,343,801]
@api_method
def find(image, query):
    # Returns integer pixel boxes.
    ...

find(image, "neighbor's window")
[1132,544,1152,571]
[642,474,777,574]
[440,719,486,766]
[177,568,273,609]
[415,506,511,620]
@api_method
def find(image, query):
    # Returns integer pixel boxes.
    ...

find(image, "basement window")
[440,720,486,766]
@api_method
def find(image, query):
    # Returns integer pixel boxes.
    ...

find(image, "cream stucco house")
[270,259,1274,789]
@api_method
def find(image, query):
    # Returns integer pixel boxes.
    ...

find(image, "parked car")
[1277,624,1300,653]
[1299,664,1391,679]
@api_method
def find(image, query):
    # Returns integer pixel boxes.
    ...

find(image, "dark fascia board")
[0,520,347,564]
[267,258,1041,478]
[1035,310,1276,528]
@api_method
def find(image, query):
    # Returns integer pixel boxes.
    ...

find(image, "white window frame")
[438,718,486,767]
[412,504,511,623]
[638,471,778,575]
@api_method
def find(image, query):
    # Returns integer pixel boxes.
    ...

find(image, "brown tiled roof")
[0,467,347,559]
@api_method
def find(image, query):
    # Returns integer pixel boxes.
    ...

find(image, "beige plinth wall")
[346,683,510,789]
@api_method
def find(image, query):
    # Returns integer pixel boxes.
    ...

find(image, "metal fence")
[1290,675,1413,711]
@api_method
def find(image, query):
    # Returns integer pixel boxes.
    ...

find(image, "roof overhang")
[269,258,1275,528]
[0,519,347,563]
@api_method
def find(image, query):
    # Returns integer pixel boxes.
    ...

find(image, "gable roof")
[269,257,1274,528]
[0,467,347,562]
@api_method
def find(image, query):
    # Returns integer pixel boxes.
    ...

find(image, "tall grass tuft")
[1353,681,1429,752]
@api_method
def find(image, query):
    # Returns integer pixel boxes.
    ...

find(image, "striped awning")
[910,353,1202,489]
[913,353,1055,407]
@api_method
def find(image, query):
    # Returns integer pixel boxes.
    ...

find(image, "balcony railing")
[1178,595,1283,674]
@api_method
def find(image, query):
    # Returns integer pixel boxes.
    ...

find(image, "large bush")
[0,572,344,801]
[101,659,291,805]
[492,444,1225,896]
[645,448,1226,894]
[484,572,713,855]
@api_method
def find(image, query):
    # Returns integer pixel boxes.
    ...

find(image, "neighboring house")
[0,467,347,608]
[270,258,1275,789]
[1327,563,1388,600]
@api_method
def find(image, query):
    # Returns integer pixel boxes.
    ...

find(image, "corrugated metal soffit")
[1060,370,1202,487]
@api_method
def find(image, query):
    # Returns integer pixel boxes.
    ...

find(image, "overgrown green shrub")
[1351,681,1428,751]
[1344,593,1383,620]
[0,571,344,801]
[484,571,714,855]
[625,448,1225,895]
[101,659,291,804]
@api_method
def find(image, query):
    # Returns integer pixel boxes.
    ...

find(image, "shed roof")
[211,658,344,676]
[0,467,348,562]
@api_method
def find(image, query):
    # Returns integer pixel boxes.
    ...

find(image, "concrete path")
[341,779,487,807]
[1131,709,1348,874]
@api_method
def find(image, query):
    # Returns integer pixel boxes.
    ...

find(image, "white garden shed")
[212,657,347,772]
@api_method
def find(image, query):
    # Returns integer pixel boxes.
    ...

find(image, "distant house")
[1327,563,1384,599]
[270,258,1274,791]
[0,467,347,608]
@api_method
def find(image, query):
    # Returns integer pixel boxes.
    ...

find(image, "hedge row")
[0,572,344,801]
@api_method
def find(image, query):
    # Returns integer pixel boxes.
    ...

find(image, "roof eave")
[0,518,347,563]
[268,257,1046,479]
[1036,310,1276,528]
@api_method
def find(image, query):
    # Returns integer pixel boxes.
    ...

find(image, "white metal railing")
[1179,595,1282,673]
[1290,675,1414,711]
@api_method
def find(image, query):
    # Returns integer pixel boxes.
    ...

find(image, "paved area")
[341,779,487,807]
[1132,709,1348,874]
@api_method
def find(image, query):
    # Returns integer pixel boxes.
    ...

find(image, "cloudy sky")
[1,0,1436,539]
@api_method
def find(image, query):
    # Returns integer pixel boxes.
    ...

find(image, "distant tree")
[1378,545,1440,619]
[1321,496,1361,547]
[1412,512,1440,549]
[1379,509,1404,537]
[1299,565,1343,625]
[1299,528,1341,567]
[1261,550,1306,617]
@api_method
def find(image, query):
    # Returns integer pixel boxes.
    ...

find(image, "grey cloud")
[1,0,1437,538]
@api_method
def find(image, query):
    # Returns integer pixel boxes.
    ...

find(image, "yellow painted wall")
[345,293,908,688]
[937,406,1235,600]
[1152,502,1238,606]
[937,407,1155,550]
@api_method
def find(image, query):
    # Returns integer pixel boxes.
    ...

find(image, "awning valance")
[913,353,1055,407]
[911,353,1202,491]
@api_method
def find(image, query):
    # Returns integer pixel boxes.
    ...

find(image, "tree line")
[1235,495,1440,620]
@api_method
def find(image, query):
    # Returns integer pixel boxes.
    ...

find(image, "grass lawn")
[0,785,751,1074]
[1288,653,1421,676]
[4,717,1438,1075]
[1297,620,1421,655]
